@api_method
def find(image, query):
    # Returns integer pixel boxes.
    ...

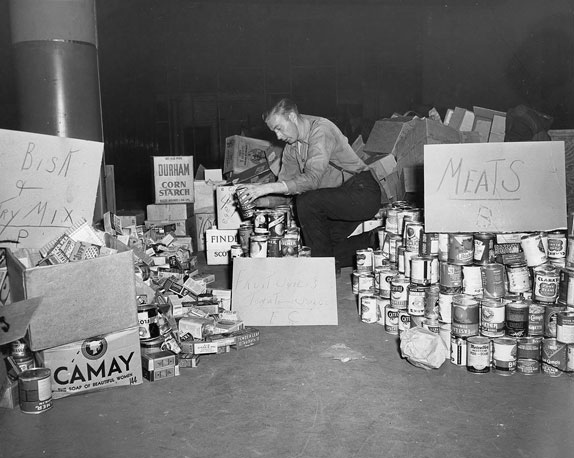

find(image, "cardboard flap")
[0,297,42,345]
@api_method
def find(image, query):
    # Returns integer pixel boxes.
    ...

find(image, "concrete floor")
[1,261,574,458]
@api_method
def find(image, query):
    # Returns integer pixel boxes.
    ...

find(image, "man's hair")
[263,98,299,122]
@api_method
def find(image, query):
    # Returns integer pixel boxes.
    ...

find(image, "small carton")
[153,156,194,204]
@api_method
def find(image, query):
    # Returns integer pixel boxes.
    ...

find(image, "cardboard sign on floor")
[231,257,338,326]
[0,128,104,250]
[424,141,567,233]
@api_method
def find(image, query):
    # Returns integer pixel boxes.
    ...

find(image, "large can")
[356,271,375,294]
[250,235,268,258]
[403,221,424,252]
[253,210,269,234]
[267,237,282,257]
[506,262,531,293]
[439,262,462,293]
[480,298,505,338]
[385,208,400,235]
[466,336,491,374]
[517,336,542,361]
[473,232,495,265]
[356,248,374,272]
[18,368,53,414]
[419,232,439,257]
[407,284,427,316]
[438,233,450,262]
[360,295,379,324]
[450,335,467,366]
[481,263,506,298]
[281,234,298,257]
[378,267,398,299]
[451,294,480,337]
[556,310,574,344]
[492,337,517,375]
[235,187,256,219]
[138,303,160,340]
[424,284,440,320]
[373,250,386,269]
[448,233,474,265]
[384,304,400,335]
[388,234,403,264]
[238,223,254,254]
[266,210,286,237]
[505,300,529,337]
[521,232,548,267]
[533,265,560,303]
[528,302,546,337]
[544,302,567,338]
[398,310,411,334]
[462,265,483,296]
[541,338,567,376]
[390,274,409,309]
[547,231,567,259]
[411,256,433,286]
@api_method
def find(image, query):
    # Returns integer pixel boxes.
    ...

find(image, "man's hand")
[238,182,288,204]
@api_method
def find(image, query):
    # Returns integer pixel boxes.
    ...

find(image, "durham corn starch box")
[153,156,194,204]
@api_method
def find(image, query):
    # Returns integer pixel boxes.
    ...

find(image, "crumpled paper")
[400,326,448,370]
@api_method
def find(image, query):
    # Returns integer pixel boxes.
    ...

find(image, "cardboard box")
[145,219,192,237]
[38,326,143,399]
[193,180,226,214]
[224,135,271,175]
[7,250,138,351]
[190,213,216,252]
[216,185,244,230]
[473,106,506,143]
[227,163,276,185]
[153,156,194,204]
[205,228,238,265]
[146,203,195,221]
[447,107,475,131]
[116,209,145,227]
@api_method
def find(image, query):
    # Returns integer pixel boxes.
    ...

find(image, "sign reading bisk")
[38,327,142,399]
[424,142,566,233]
[153,156,194,204]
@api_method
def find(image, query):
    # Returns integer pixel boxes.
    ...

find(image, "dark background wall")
[0,0,573,211]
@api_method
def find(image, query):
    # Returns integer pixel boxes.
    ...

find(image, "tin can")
[517,336,542,360]
[372,250,385,269]
[398,310,411,334]
[419,232,439,256]
[356,248,374,272]
[275,205,292,229]
[451,294,480,337]
[140,336,165,354]
[360,295,379,324]
[250,235,268,258]
[388,234,403,264]
[462,265,483,296]
[407,284,427,316]
[138,303,160,340]
[516,359,540,375]
[558,268,574,306]
[492,337,517,375]
[481,263,506,298]
[528,302,546,336]
[235,187,256,219]
[466,336,491,373]
[450,335,467,366]
[18,368,53,414]
[403,221,424,252]
[480,298,505,337]
[428,255,440,285]
[533,265,560,303]
[439,262,462,293]
[506,262,531,293]
[473,232,495,265]
[281,234,298,257]
[547,231,567,259]
[378,267,398,299]
[438,292,455,323]
[448,233,474,265]
[541,338,567,376]
[267,237,282,257]
[384,304,400,335]
[385,208,400,235]
[377,228,388,251]
[397,246,406,274]
[411,256,432,286]
[438,233,449,262]
[505,300,529,337]
[424,284,440,320]
[253,210,268,234]
[403,250,418,279]
[521,232,548,267]
[556,311,574,344]
[230,244,244,258]
[423,318,440,334]
[357,271,375,294]
[544,302,567,338]
[266,210,286,237]
[390,274,409,309]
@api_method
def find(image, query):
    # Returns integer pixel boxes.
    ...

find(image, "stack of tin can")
[230,197,311,259]
[354,201,574,377]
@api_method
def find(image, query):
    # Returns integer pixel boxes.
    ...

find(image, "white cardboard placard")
[0,129,104,249]
[424,141,567,233]
[231,257,338,326]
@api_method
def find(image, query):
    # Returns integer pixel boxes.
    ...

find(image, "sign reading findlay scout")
[0,129,104,249]
[231,257,338,326]
[153,156,194,204]
[424,142,567,233]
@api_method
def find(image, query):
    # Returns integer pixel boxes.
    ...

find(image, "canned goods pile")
[354,201,574,377]
[233,191,312,258]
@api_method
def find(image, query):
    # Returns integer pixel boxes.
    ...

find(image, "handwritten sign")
[0,129,104,249]
[424,141,567,233]
[231,257,338,326]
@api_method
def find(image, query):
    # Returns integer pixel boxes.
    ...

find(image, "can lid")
[19,368,51,381]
